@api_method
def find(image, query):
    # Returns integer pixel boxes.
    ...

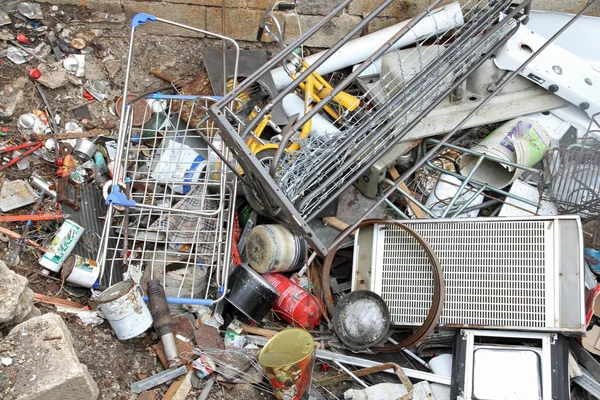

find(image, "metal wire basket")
[208,0,531,254]
[99,95,237,304]
[96,15,240,307]
[544,144,600,218]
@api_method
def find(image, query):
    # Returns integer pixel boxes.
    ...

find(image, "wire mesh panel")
[208,0,531,254]
[100,95,236,301]
[274,0,520,217]
[363,217,584,333]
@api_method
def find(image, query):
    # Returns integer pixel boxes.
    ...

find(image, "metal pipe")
[450,185,486,217]
[424,158,540,208]
[147,279,180,367]
[393,185,437,218]
[440,155,485,218]
[461,199,499,215]
[334,361,369,389]
[325,0,599,252]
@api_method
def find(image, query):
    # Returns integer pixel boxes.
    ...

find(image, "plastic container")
[264,273,323,330]
[246,224,307,274]
[153,262,208,314]
[226,264,280,322]
[61,254,101,288]
[258,328,315,400]
[429,354,453,378]
[39,220,84,273]
[97,280,153,340]
[424,173,483,218]
[459,117,552,189]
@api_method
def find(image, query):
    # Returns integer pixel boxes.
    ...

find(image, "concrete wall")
[38,0,599,46]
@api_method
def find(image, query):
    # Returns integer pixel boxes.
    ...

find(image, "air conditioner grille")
[380,221,547,328]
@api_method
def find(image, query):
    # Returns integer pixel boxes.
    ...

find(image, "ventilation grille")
[377,220,549,328]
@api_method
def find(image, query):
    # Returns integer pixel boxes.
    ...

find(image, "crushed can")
[264,273,323,330]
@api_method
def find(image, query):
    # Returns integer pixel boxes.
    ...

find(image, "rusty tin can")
[264,273,323,330]
[61,254,100,288]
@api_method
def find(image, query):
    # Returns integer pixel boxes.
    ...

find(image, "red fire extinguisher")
[264,273,323,330]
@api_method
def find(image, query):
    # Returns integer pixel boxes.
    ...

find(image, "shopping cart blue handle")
[131,13,156,28]
[106,184,136,207]
[142,296,214,306]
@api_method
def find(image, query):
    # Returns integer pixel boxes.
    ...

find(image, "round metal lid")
[332,290,391,351]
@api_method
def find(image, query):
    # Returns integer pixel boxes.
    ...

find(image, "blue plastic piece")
[131,13,156,28]
[142,296,214,306]
[182,154,205,194]
[106,184,136,207]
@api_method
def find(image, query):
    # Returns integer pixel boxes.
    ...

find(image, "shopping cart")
[206,0,531,254]
[96,15,240,307]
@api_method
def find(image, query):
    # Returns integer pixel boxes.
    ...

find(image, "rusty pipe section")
[147,279,180,367]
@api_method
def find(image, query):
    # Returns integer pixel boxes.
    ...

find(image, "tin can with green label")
[39,220,84,273]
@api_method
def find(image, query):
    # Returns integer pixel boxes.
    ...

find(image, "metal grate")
[358,217,585,333]
[378,221,547,328]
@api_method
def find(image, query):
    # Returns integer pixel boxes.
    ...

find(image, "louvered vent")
[355,217,584,333]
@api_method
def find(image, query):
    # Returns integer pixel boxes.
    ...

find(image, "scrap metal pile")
[1,0,600,399]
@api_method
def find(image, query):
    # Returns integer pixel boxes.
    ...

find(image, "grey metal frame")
[207,1,530,254]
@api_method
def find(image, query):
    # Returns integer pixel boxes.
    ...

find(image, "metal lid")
[97,280,135,303]
[332,290,390,351]
[258,328,314,368]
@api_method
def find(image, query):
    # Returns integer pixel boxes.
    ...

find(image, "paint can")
[97,280,153,340]
[264,273,323,330]
[459,117,552,189]
[258,328,315,400]
[39,220,84,273]
[226,264,279,322]
[332,290,390,351]
[246,224,307,274]
[61,255,100,288]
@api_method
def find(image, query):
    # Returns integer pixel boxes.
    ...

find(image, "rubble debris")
[0,313,99,400]
[36,61,69,89]
[0,260,39,328]
[130,366,187,394]
[0,0,599,398]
